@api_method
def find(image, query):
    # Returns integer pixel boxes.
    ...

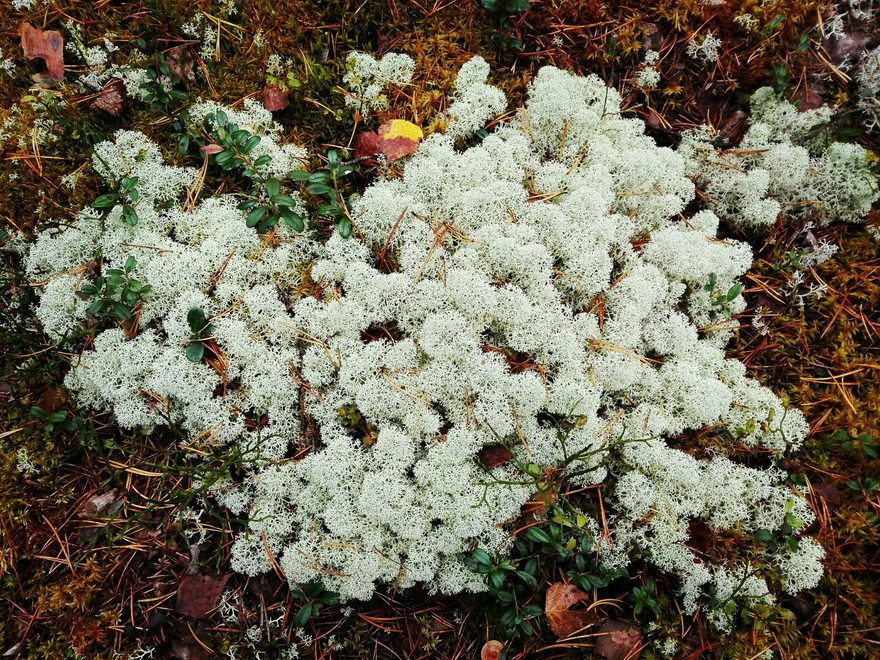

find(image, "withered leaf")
[545,582,594,639]
[809,483,841,510]
[262,83,289,112]
[20,22,64,81]
[377,119,423,162]
[595,620,644,660]
[78,488,124,517]
[166,45,197,86]
[91,77,126,117]
[354,130,380,161]
[175,572,231,619]
[36,386,65,413]
[479,445,513,469]
[686,518,716,555]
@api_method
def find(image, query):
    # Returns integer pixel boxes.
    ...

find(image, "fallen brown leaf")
[545,582,594,638]
[354,130,380,161]
[78,488,124,517]
[262,83,289,112]
[20,22,64,81]
[479,445,513,469]
[377,119,423,162]
[175,572,231,619]
[91,77,126,117]
[166,45,197,86]
[595,620,643,660]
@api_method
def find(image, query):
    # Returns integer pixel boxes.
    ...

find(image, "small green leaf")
[187,307,207,332]
[523,527,551,544]
[87,300,106,316]
[112,302,133,321]
[264,178,282,198]
[124,256,137,272]
[178,135,190,155]
[338,218,352,239]
[247,206,270,228]
[279,208,305,233]
[122,205,139,226]
[471,548,492,566]
[214,151,234,165]
[186,342,205,363]
[489,571,505,590]
[243,135,261,154]
[318,202,341,217]
[516,570,537,588]
[755,529,773,542]
[293,602,313,627]
[290,170,312,182]
[270,194,297,208]
[307,183,333,196]
[92,193,119,208]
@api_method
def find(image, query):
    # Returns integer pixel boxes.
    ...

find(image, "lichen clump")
[27,57,870,618]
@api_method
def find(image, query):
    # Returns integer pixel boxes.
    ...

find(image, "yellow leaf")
[382,119,423,142]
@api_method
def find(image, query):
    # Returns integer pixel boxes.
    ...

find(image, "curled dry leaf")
[686,517,716,556]
[79,488,124,517]
[20,22,64,81]
[354,130,381,161]
[717,110,748,146]
[263,83,289,112]
[545,582,594,639]
[36,386,65,413]
[481,640,504,660]
[594,620,644,660]
[91,77,127,117]
[166,45,197,86]
[175,572,231,619]
[809,483,841,511]
[479,444,513,469]
[377,119,423,162]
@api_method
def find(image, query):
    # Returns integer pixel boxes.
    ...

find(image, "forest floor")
[0,1,878,658]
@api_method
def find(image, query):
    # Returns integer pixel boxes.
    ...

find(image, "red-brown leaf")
[262,83,290,111]
[91,77,126,117]
[166,45,197,86]
[354,131,380,160]
[175,572,231,619]
[594,620,644,660]
[479,445,513,469]
[545,582,594,639]
[20,22,64,81]
[686,518,716,555]
[376,119,423,163]
[78,488,124,517]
